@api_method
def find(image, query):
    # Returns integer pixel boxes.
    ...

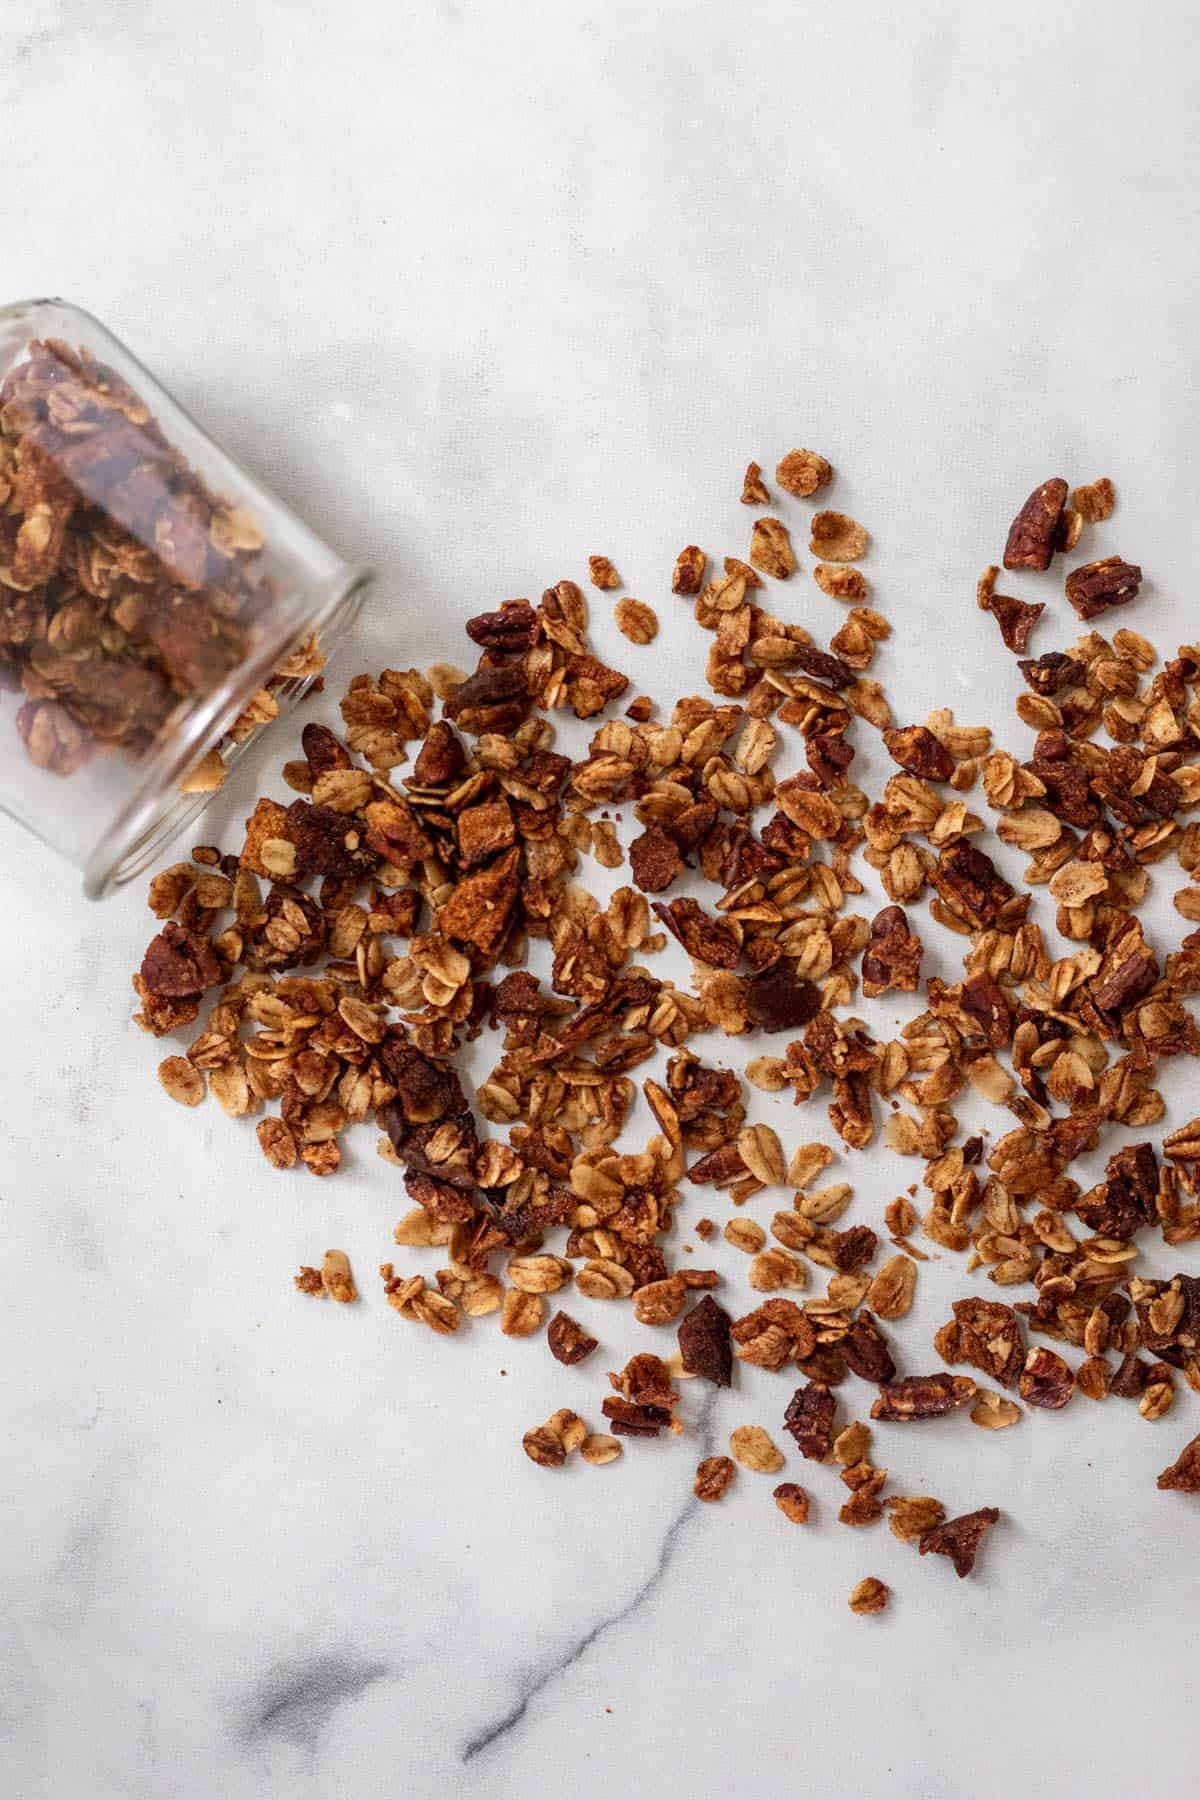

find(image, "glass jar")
[0,299,370,897]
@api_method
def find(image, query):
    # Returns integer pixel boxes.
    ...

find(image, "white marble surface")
[3,4,1200,1796]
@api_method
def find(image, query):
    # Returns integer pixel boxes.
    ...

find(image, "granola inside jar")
[0,299,370,896]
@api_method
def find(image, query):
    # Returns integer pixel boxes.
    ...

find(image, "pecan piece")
[671,545,706,596]
[860,904,923,998]
[652,897,740,969]
[1018,1347,1074,1410]
[783,1381,837,1461]
[882,725,954,782]
[918,1506,1000,1578]
[677,1294,733,1386]
[139,921,222,998]
[978,568,1044,653]
[547,1311,598,1366]
[1156,1435,1200,1493]
[841,1312,896,1384]
[743,962,821,1032]
[629,825,683,894]
[870,1373,976,1421]
[1003,477,1068,571]
[1065,556,1142,620]
[943,1298,1024,1389]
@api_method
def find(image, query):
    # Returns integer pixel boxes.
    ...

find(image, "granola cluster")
[132,452,1200,1610]
[0,337,319,787]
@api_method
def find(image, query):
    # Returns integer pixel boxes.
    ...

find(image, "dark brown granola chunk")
[677,1294,733,1386]
[547,1311,598,1366]
[841,1312,896,1383]
[1065,555,1142,620]
[139,921,222,998]
[629,826,684,894]
[942,1298,1024,1389]
[918,1506,1000,1577]
[652,897,741,969]
[870,1373,977,1421]
[1157,1435,1200,1492]
[882,725,954,782]
[783,1381,837,1461]
[1003,478,1068,572]
[1018,1347,1074,1409]
[860,905,923,998]
[743,962,821,1032]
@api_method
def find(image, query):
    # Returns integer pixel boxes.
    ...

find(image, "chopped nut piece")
[870,1374,976,1422]
[1003,478,1068,572]
[918,1506,999,1578]
[547,1311,599,1366]
[677,1296,733,1386]
[1156,1435,1200,1492]
[1065,555,1142,620]
[1018,1347,1074,1410]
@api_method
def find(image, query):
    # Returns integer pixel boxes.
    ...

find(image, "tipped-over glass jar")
[0,299,370,896]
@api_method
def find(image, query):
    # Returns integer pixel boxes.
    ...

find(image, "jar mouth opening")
[83,569,371,900]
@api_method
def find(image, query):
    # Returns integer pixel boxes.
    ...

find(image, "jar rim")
[82,567,372,899]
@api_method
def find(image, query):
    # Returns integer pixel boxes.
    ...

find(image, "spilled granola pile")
[132,451,1200,1606]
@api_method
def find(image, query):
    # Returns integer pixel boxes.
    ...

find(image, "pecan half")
[1065,556,1142,620]
[1003,478,1068,572]
[870,1373,976,1421]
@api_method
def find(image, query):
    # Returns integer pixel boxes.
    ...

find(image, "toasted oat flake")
[614,598,658,645]
[809,511,868,562]
[157,1056,205,1106]
[729,1425,785,1473]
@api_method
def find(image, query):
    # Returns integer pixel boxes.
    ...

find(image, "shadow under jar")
[0,299,370,897]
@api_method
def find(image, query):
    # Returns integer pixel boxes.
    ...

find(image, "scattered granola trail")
[133,453,1200,1611]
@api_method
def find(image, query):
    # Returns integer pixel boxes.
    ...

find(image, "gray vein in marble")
[462,1385,719,1763]
[239,1655,391,1753]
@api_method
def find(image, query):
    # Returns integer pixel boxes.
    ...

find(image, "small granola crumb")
[588,555,621,590]
[772,1481,810,1523]
[775,449,832,498]
[848,1576,889,1615]
[740,461,770,505]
